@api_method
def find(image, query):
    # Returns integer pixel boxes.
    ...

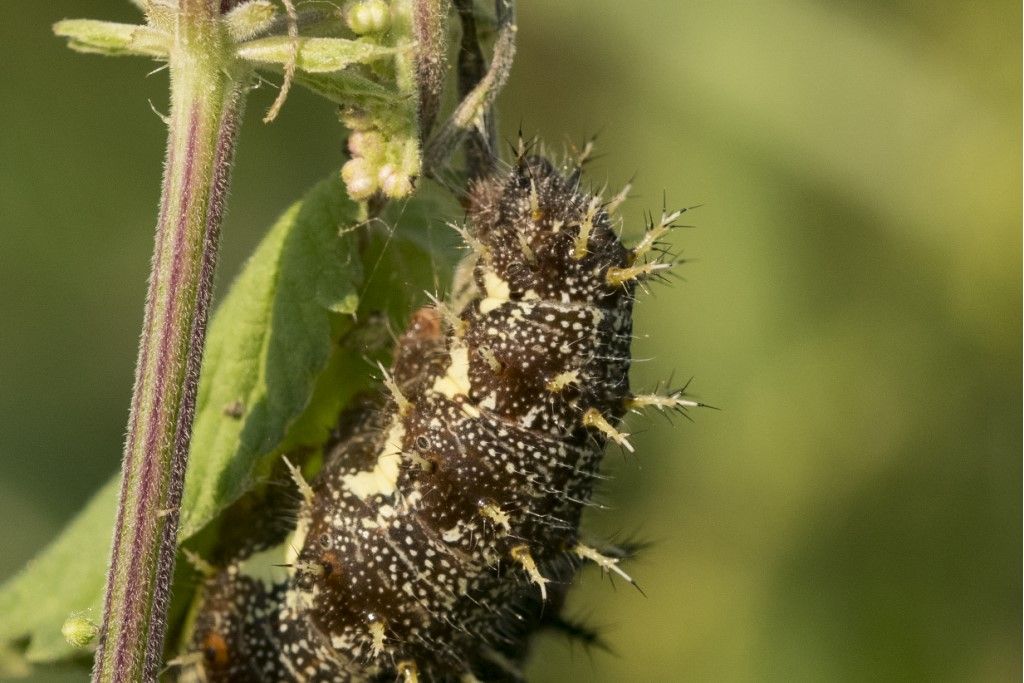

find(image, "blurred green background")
[1,1,1019,681]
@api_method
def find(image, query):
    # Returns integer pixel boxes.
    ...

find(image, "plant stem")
[93,2,247,680]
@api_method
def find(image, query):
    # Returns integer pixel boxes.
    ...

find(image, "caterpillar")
[181,149,696,681]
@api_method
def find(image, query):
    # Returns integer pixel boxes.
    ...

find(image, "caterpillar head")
[468,155,632,308]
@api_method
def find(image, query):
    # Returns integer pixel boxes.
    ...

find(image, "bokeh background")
[1,1,1019,680]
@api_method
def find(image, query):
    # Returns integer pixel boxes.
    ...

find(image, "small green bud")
[347,1,391,35]
[348,130,385,159]
[340,106,375,131]
[225,0,278,42]
[61,614,98,649]
[342,158,379,200]
[379,164,413,198]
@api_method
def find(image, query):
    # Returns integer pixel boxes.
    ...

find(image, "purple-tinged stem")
[92,2,247,680]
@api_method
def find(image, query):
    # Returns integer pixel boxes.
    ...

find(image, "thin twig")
[424,0,516,175]
[263,0,298,123]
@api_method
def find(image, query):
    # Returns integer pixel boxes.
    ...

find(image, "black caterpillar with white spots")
[182,151,695,681]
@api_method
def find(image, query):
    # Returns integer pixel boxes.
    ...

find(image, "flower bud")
[342,158,379,200]
[224,1,277,41]
[348,130,385,160]
[62,614,98,648]
[347,0,390,35]
[378,164,413,198]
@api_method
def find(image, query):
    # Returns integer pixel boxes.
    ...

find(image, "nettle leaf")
[179,174,361,539]
[0,175,456,670]
[0,477,115,669]
[236,36,396,73]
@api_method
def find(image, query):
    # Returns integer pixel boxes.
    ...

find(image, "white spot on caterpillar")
[479,502,511,533]
[369,620,387,657]
[398,660,420,683]
[285,582,316,611]
[546,369,579,392]
[520,403,542,428]
[478,270,511,314]
[432,345,472,398]
[478,345,502,371]
[342,419,404,499]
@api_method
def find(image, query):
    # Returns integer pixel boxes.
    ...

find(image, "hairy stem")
[93,2,247,680]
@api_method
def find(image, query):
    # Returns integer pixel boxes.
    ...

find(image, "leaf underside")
[0,174,457,672]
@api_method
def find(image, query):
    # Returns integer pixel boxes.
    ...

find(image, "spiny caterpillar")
[181,150,697,681]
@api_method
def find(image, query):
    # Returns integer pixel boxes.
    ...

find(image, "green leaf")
[0,174,457,670]
[53,19,170,59]
[0,476,115,670]
[177,173,361,539]
[236,35,395,73]
[293,70,401,106]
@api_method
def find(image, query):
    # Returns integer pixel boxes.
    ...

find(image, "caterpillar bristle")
[572,543,638,590]
[510,545,550,601]
[582,407,634,453]
[281,456,315,506]
[378,362,412,416]
[182,549,217,578]
[606,261,674,287]
[604,181,633,216]
[544,613,615,656]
